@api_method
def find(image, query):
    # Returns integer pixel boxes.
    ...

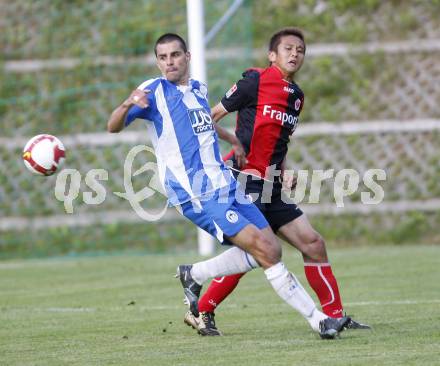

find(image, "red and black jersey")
[221,65,304,178]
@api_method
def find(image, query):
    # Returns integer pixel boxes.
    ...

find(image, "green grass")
[1,245,439,366]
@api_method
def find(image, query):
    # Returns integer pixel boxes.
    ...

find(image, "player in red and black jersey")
[221,64,304,179]
[184,28,370,336]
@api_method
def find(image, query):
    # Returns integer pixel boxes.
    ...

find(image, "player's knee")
[254,233,281,267]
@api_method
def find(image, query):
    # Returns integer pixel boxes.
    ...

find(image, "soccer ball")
[22,134,66,176]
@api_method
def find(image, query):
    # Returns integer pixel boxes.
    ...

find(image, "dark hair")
[269,27,306,53]
[154,33,188,56]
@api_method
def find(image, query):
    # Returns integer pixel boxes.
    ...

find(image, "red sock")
[198,273,246,313]
[304,263,343,317]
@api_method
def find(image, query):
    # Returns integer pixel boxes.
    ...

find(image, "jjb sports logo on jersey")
[188,108,214,135]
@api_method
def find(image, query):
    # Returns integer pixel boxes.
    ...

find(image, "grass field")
[1,244,439,366]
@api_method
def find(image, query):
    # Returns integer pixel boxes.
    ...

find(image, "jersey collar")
[270,65,295,84]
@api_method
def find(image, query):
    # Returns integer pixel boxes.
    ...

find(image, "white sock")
[306,308,328,332]
[191,247,258,284]
[264,262,327,332]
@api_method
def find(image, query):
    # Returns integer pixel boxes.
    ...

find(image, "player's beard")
[166,65,188,85]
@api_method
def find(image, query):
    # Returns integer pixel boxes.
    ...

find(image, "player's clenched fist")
[124,89,151,109]
[282,173,297,191]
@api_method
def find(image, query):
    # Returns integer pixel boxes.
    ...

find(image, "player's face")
[156,40,191,85]
[269,35,305,80]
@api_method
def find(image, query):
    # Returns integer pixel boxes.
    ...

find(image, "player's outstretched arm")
[107,89,150,133]
[212,103,247,168]
[211,102,229,123]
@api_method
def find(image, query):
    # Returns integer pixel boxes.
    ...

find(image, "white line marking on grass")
[0,261,80,269]
[3,300,439,314]
[1,307,98,313]
[57,299,440,311]
[46,307,96,313]
[345,299,440,306]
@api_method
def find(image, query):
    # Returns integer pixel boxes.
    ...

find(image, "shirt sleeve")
[124,79,157,126]
[124,105,149,127]
[220,70,259,112]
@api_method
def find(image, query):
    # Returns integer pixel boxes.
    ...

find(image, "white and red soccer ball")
[22,134,66,176]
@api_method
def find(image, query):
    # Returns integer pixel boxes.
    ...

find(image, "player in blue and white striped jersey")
[124,76,235,207]
[107,33,350,339]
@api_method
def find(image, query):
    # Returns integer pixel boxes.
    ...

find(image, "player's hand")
[233,140,247,169]
[282,172,297,191]
[125,89,150,109]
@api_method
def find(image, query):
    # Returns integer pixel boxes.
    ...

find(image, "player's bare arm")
[214,123,247,169]
[211,102,229,123]
[280,156,297,190]
[212,103,247,168]
[107,89,150,133]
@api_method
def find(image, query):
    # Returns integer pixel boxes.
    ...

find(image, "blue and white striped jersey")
[125,77,235,206]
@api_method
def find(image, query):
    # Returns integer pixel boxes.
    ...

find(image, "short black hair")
[154,33,188,56]
[269,27,306,53]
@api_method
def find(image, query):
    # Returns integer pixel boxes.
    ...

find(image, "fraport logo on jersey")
[263,104,299,129]
[226,210,239,223]
[188,108,214,135]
